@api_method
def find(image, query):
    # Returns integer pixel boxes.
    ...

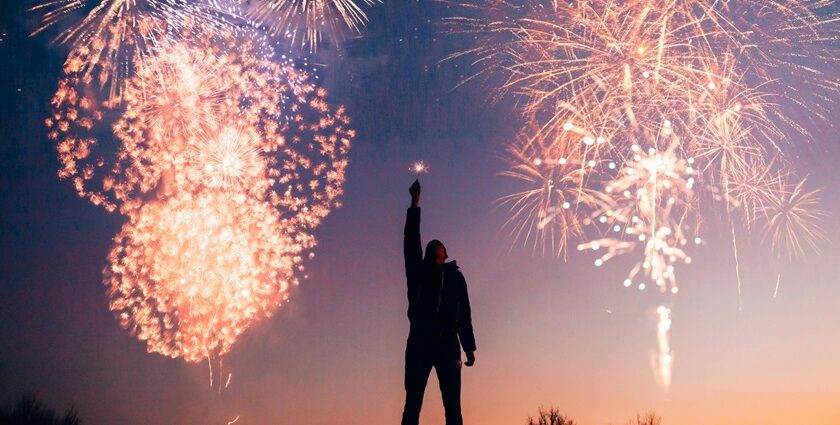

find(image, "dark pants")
[401,330,462,425]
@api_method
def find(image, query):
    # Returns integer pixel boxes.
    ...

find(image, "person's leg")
[435,356,463,425]
[402,338,433,425]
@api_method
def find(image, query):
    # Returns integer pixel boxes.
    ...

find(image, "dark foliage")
[0,394,80,425]
[626,412,662,425]
[525,407,664,425]
[527,407,576,425]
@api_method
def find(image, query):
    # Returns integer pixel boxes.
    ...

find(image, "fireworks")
[30,0,227,102]
[445,0,840,138]
[104,191,300,362]
[245,0,381,50]
[44,21,353,362]
[761,178,826,259]
[448,0,830,270]
[447,0,834,390]
[498,119,608,258]
[577,136,697,295]
[49,27,352,217]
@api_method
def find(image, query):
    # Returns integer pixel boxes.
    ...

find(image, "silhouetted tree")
[526,407,576,425]
[0,394,80,425]
[626,412,662,425]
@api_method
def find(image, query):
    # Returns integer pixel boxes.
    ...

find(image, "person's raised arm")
[404,180,423,283]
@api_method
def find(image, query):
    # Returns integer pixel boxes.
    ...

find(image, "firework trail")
[244,0,381,50]
[652,306,673,391]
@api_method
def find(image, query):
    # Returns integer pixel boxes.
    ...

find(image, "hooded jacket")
[403,207,477,353]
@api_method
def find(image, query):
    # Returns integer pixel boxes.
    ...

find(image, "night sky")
[2,1,840,425]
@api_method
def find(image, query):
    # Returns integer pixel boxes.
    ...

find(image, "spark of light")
[410,160,429,175]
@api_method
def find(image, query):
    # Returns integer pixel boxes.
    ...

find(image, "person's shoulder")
[445,261,466,279]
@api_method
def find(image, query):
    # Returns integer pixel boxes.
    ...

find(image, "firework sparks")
[45,23,354,363]
[447,0,832,391]
[191,125,266,190]
[105,191,300,362]
[498,119,609,258]
[445,0,840,138]
[30,0,228,101]
[410,160,428,175]
[761,178,826,259]
[577,133,697,295]
[245,0,381,50]
[449,0,829,274]
[49,27,353,218]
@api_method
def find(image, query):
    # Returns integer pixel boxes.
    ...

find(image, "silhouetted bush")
[525,407,663,425]
[527,407,576,425]
[626,412,662,425]
[0,394,80,425]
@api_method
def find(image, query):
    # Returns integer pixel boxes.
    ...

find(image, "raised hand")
[409,179,421,207]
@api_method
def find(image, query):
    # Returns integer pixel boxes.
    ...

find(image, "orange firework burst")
[30,0,227,101]
[445,0,840,136]
[245,0,381,50]
[447,0,829,263]
[447,0,834,392]
[498,118,611,258]
[48,27,353,218]
[190,126,266,190]
[46,24,353,362]
[761,178,826,259]
[104,191,301,362]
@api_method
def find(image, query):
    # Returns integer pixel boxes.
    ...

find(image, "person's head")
[424,240,448,266]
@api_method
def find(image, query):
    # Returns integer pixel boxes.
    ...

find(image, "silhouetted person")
[402,180,476,425]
